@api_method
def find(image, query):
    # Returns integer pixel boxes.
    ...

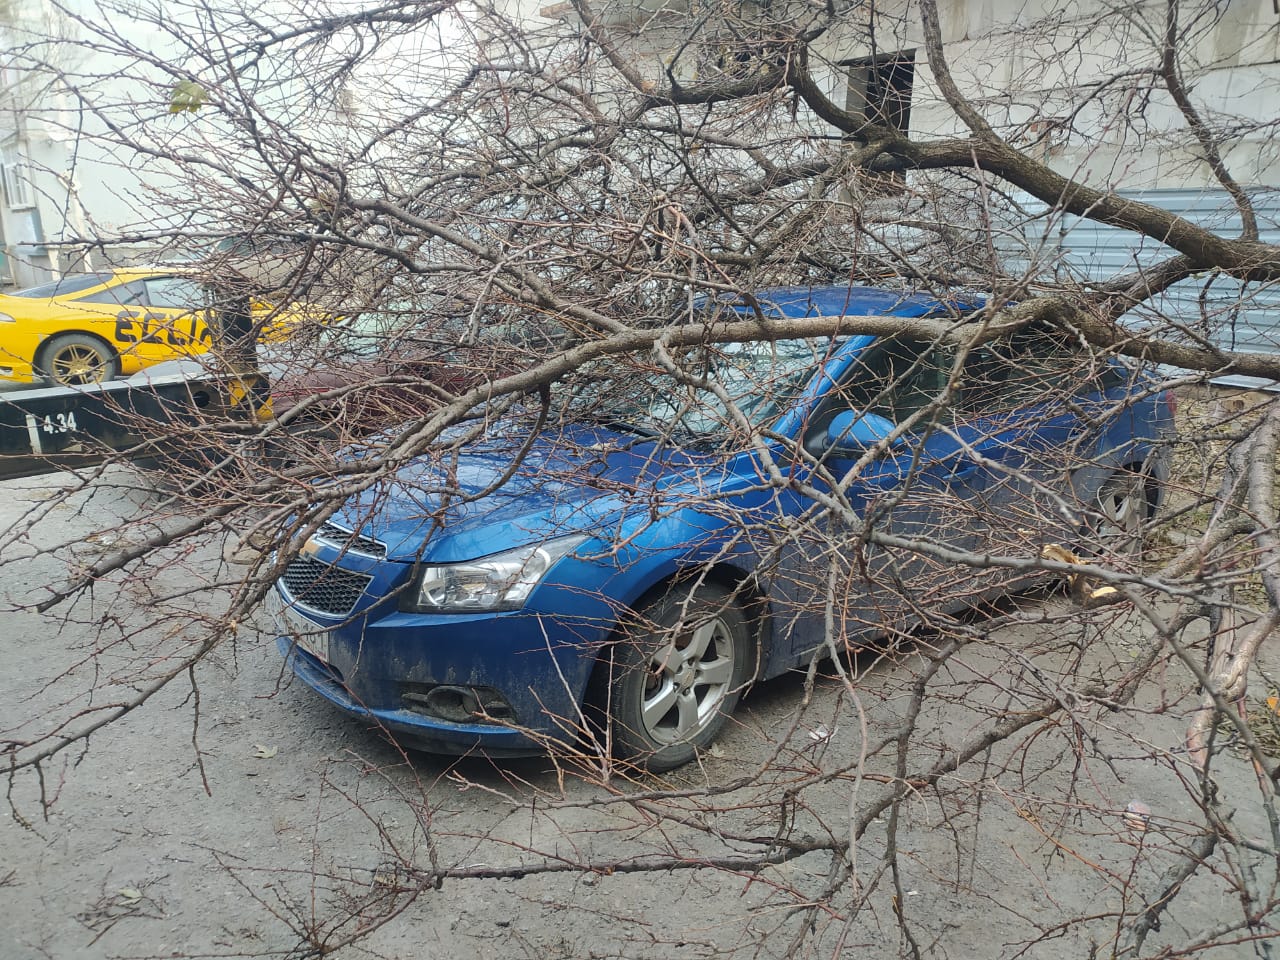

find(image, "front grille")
[315,523,387,559]
[281,556,372,617]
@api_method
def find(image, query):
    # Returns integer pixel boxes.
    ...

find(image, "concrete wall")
[1,0,158,286]
[807,0,1280,192]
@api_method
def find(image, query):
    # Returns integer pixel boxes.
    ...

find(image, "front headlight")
[401,534,587,613]
[0,313,15,323]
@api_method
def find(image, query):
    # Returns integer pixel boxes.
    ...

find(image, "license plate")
[273,594,331,665]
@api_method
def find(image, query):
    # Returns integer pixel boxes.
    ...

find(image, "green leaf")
[169,79,207,114]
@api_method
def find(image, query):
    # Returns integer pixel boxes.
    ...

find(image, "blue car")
[273,286,1174,770]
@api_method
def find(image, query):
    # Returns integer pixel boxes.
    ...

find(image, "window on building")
[0,28,15,91]
[844,51,915,134]
[2,141,34,210]
[843,51,915,192]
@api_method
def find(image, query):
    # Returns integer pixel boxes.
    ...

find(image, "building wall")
[808,0,1280,192]
[7,0,1278,291]
[516,0,1280,377]
[517,0,1280,194]
[0,0,191,288]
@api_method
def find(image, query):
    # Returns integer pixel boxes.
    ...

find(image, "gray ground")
[1,462,1275,960]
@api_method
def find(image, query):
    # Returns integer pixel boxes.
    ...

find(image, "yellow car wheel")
[39,333,121,386]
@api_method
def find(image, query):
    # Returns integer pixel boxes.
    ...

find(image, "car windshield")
[580,337,839,442]
[327,302,557,359]
[8,273,115,298]
[321,309,413,357]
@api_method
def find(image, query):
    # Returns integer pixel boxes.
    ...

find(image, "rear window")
[77,280,147,306]
[8,273,115,298]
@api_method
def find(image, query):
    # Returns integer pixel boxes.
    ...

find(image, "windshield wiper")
[600,417,662,441]
[607,418,721,453]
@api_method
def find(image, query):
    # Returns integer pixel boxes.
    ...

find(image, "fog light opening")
[401,684,515,724]
[430,685,480,723]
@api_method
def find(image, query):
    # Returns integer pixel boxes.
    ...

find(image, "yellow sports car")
[0,268,299,386]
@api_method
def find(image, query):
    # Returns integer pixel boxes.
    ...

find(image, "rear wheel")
[599,583,752,772]
[39,333,120,386]
[1090,468,1156,560]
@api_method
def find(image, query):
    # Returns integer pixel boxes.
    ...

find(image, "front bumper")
[0,354,36,383]
[277,636,551,756]
[270,566,614,757]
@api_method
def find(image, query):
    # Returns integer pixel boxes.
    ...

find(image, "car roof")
[718,285,986,319]
[15,267,187,293]
[108,267,192,282]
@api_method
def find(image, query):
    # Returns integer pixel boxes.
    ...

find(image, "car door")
[770,335,1010,666]
[952,326,1111,571]
[70,277,150,354]
[134,275,211,357]
[73,275,210,361]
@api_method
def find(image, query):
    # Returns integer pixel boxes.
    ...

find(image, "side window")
[835,337,948,422]
[143,276,205,310]
[803,336,951,456]
[328,312,396,357]
[75,279,147,306]
[958,328,1082,415]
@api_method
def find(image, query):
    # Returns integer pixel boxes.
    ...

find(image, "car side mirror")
[825,410,900,450]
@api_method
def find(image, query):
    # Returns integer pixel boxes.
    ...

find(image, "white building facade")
[1,0,179,288]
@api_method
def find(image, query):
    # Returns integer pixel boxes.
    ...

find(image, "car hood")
[333,421,713,562]
[126,347,309,382]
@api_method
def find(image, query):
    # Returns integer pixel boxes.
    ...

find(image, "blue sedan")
[273,286,1174,770]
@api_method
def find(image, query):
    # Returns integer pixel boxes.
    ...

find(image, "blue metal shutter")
[1015,188,1280,389]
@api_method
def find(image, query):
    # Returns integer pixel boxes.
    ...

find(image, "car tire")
[1089,467,1157,560]
[599,582,753,772]
[38,333,121,386]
